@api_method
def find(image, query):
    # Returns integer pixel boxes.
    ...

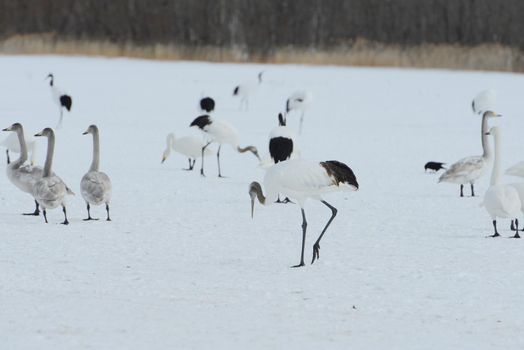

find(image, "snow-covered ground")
[1,55,524,349]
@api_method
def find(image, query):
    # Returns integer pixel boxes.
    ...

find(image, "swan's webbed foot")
[510,232,521,239]
[61,206,69,225]
[61,219,69,225]
[23,210,40,216]
[83,217,99,221]
[311,243,320,264]
[291,262,305,268]
[488,233,500,238]
[106,203,111,221]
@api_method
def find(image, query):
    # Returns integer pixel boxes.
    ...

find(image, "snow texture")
[1,56,524,349]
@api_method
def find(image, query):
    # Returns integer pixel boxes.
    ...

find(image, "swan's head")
[483,110,501,118]
[34,128,54,138]
[2,123,22,132]
[82,124,99,136]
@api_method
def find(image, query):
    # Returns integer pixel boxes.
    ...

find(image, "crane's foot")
[291,262,305,268]
[311,243,320,264]
[61,219,69,225]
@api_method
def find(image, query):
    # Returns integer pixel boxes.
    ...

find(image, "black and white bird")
[249,159,359,267]
[46,73,72,129]
[285,90,312,134]
[190,115,260,177]
[424,161,446,172]
[233,71,263,110]
[472,89,496,115]
[199,97,215,113]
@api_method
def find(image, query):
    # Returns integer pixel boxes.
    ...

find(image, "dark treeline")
[0,0,523,58]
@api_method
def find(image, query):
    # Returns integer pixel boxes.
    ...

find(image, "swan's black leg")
[6,149,10,165]
[61,206,69,225]
[460,184,464,197]
[43,209,48,223]
[106,203,111,221]
[511,219,521,238]
[192,159,196,169]
[23,200,40,216]
[470,183,475,197]
[217,145,223,177]
[200,142,211,176]
[184,158,192,171]
[292,209,307,268]
[311,201,338,264]
[488,220,500,237]
[83,203,99,221]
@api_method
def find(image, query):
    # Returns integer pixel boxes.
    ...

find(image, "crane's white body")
[286,90,312,133]
[472,89,496,115]
[233,72,263,110]
[262,159,357,207]
[200,119,240,149]
[260,117,300,168]
[167,133,214,159]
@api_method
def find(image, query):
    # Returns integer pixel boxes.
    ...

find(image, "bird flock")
[4,70,519,269]
[430,89,524,238]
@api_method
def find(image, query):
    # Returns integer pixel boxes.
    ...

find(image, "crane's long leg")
[23,200,40,216]
[511,219,521,238]
[470,183,475,197]
[217,145,223,177]
[106,203,111,221]
[61,205,69,225]
[200,142,212,176]
[460,184,464,197]
[183,158,192,171]
[57,108,64,129]
[292,209,307,268]
[488,220,500,237]
[311,200,338,264]
[83,203,99,221]
[6,149,10,165]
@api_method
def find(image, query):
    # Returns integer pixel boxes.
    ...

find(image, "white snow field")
[1,55,524,349]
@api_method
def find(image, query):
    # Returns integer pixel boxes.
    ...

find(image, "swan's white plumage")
[438,156,486,184]
[505,161,524,178]
[1,132,37,164]
[81,171,111,206]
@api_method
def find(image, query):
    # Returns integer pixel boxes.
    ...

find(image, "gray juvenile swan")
[33,128,73,224]
[2,123,42,215]
[80,125,112,221]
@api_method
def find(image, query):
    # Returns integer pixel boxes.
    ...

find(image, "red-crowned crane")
[46,73,72,129]
[249,159,359,267]
[233,71,263,110]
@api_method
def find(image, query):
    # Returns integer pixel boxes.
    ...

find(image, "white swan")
[161,132,213,170]
[32,128,73,224]
[2,123,42,215]
[439,111,500,197]
[1,132,37,165]
[482,127,521,238]
[81,125,112,221]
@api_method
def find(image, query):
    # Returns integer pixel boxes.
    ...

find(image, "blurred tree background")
[0,0,523,71]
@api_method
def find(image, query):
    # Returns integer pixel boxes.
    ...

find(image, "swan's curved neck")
[490,132,501,186]
[13,128,28,168]
[481,113,491,159]
[90,129,100,172]
[43,132,55,177]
